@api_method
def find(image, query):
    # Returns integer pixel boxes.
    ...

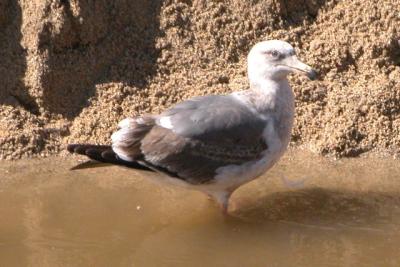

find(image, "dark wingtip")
[66,143,154,173]
[85,148,98,158]
[67,144,78,153]
[67,144,93,155]
[74,145,89,155]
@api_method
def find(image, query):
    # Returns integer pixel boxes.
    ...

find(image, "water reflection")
[0,150,400,266]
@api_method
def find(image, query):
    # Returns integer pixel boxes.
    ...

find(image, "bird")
[67,40,317,214]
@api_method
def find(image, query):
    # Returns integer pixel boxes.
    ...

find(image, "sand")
[0,0,399,160]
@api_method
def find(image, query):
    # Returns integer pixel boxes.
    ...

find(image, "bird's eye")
[264,50,281,59]
[271,50,280,57]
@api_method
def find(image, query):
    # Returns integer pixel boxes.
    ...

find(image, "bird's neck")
[250,77,291,99]
[247,76,294,116]
[248,77,295,149]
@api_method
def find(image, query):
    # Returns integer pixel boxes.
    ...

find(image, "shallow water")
[1,150,400,266]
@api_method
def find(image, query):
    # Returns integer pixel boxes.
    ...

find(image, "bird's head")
[247,40,317,83]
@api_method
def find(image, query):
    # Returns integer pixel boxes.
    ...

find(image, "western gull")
[67,40,317,213]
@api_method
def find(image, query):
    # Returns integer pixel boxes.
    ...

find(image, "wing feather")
[111,95,268,184]
[140,126,268,184]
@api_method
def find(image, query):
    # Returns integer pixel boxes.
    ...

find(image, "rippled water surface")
[1,150,400,266]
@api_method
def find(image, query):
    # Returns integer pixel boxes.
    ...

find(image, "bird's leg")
[208,190,233,214]
[220,198,229,215]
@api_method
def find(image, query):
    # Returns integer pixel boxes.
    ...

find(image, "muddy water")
[1,150,400,266]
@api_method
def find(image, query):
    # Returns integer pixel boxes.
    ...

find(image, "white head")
[247,40,316,84]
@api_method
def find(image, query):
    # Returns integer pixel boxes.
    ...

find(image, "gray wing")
[159,95,266,145]
[138,95,268,184]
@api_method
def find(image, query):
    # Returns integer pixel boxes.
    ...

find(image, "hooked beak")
[281,56,317,80]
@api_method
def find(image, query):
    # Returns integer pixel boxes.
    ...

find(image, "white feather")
[111,129,125,143]
[159,116,173,129]
[113,148,134,162]
[111,128,135,161]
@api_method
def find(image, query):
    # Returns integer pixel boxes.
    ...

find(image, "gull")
[67,40,316,213]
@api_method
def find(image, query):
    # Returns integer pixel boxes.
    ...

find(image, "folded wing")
[112,95,269,184]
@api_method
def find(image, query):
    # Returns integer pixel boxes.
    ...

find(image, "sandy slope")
[0,0,399,159]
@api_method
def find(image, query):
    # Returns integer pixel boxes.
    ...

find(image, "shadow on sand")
[39,0,163,118]
[0,0,39,114]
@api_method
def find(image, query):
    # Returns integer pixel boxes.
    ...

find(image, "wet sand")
[1,150,400,266]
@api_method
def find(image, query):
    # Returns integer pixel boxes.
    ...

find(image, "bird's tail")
[67,144,153,172]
